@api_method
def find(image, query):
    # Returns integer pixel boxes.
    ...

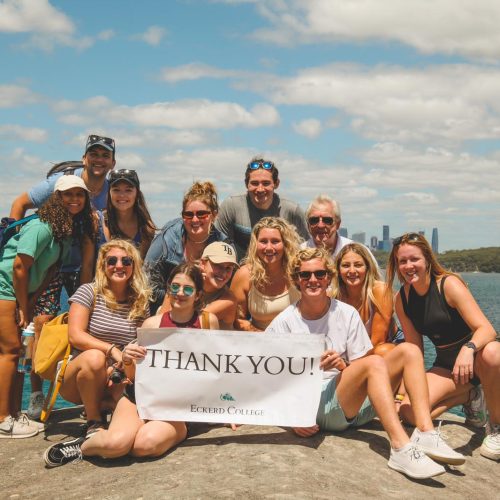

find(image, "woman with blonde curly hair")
[145,180,230,312]
[57,239,151,438]
[231,216,300,331]
[332,243,403,356]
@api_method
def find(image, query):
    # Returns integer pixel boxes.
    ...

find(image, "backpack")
[0,214,39,250]
[46,160,83,178]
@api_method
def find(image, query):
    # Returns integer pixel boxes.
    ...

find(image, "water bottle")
[18,322,35,373]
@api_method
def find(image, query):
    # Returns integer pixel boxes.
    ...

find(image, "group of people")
[0,135,497,480]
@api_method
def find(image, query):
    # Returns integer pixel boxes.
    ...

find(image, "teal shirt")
[0,218,71,301]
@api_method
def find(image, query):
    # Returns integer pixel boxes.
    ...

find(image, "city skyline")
[1,1,500,252]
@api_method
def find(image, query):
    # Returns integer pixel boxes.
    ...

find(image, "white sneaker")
[388,443,445,479]
[411,423,465,465]
[463,385,488,428]
[480,422,500,461]
[0,415,39,439]
[27,391,45,420]
[18,413,46,431]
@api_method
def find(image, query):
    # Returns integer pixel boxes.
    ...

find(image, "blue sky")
[1,0,499,251]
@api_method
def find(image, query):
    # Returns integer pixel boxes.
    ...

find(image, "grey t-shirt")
[214,193,309,261]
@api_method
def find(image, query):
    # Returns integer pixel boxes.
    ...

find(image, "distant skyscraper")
[339,227,348,238]
[383,225,389,241]
[432,228,439,254]
[370,236,378,250]
[352,232,366,245]
[382,225,391,252]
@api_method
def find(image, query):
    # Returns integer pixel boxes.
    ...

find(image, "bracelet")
[105,344,116,358]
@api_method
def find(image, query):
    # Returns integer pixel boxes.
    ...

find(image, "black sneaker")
[43,436,85,467]
[85,420,107,438]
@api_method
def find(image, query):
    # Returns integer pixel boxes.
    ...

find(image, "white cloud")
[0,124,47,142]
[0,84,39,108]
[159,63,248,83]
[97,29,115,41]
[0,0,73,35]
[250,0,500,61]
[54,98,280,130]
[239,63,500,145]
[292,118,322,138]
[132,25,166,46]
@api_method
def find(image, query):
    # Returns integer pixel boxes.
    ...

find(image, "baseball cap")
[109,169,140,189]
[201,242,239,267]
[54,175,89,193]
[85,134,115,154]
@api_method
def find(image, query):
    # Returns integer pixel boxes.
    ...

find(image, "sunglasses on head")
[392,232,421,246]
[87,134,115,149]
[296,270,329,280]
[248,160,274,170]
[109,169,139,185]
[169,283,195,296]
[106,256,133,267]
[308,216,335,226]
[182,210,211,220]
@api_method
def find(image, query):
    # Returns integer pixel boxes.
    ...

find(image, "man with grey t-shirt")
[215,157,309,262]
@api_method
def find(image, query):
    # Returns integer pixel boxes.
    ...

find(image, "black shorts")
[433,340,480,387]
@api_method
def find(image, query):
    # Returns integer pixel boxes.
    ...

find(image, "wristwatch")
[464,341,477,353]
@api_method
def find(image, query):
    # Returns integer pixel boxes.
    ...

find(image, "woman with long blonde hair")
[231,216,300,331]
[57,239,150,438]
[332,243,403,355]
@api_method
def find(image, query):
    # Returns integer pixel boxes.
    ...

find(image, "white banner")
[135,328,325,427]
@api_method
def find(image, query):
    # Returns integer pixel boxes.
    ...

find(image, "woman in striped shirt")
[58,239,151,437]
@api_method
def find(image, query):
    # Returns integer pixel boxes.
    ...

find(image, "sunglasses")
[106,256,133,267]
[169,283,195,296]
[86,134,115,150]
[248,160,274,170]
[182,210,211,220]
[109,169,139,186]
[308,216,335,226]
[392,232,421,246]
[296,270,329,280]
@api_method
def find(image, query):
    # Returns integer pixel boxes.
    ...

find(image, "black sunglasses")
[106,256,133,267]
[248,160,274,170]
[308,216,335,226]
[296,270,329,280]
[87,134,115,149]
[182,210,211,220]
[392,232,421,246]
[109,169,139,186]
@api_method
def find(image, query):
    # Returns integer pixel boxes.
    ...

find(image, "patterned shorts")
[34,273,63,316]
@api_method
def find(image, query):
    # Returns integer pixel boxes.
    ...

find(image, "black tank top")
[400,276,470,348]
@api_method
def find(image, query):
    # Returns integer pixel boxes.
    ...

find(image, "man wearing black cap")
[10,134,116,219]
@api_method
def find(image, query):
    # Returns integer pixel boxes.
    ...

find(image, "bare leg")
[59,349,108,422]
[82,397,143,458]
[475,341,500,424]
[0,300,21,419]
[336,355,410,449]
[131,420,187,457]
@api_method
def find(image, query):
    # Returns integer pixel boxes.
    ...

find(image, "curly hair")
[167,262,205,312]
[106,179,156,259]
[182,181,219,214]
[246,217,300,289]
[290,247,335,290]
[386,232,465,291]
[331,243,386,315]
[93,239,151,321]
[38,190,96,243]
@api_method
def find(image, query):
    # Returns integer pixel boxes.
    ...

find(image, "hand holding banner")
[135,328,325,427]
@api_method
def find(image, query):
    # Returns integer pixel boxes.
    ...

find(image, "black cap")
[85,134,115,154]
[109,169,140,189]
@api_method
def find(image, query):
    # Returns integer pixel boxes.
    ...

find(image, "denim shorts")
[316,376,377,432]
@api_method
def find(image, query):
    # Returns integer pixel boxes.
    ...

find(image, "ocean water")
[22,273,500,416]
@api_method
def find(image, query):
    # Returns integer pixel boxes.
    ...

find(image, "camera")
[109,366,126,384]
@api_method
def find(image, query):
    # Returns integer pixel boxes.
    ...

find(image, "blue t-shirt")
[29,167,109,210]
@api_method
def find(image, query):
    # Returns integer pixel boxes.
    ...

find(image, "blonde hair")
[246,217,300,289]
[93,239,151,320]
[386,232,465,291]
[290,247,335,289]
[332,243,385,316]
[182,181,219,214]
